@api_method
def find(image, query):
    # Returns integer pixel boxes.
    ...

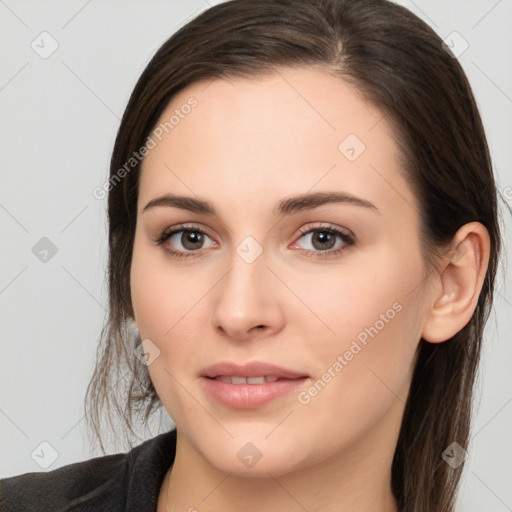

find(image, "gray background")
[1,0,511,510]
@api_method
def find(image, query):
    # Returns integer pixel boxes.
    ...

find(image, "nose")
[211,246,285,341]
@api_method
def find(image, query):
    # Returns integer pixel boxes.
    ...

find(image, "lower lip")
[200,376,309,409]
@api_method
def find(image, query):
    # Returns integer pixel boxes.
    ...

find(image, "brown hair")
[84,0,505,510]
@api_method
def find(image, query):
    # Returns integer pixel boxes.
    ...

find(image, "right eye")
[155,224,217,259]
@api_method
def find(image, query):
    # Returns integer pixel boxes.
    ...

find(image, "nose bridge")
[211,234,281,337]
[221,236,269,310]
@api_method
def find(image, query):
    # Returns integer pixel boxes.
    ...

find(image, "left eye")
[292,226,354,254]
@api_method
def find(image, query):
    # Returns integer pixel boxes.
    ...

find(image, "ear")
[421,221,491,343]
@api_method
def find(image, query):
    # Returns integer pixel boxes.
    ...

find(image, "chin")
[201,438,312,478]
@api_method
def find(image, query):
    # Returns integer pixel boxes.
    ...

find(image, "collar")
[124,428,177,512]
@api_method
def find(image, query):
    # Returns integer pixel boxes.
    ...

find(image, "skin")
[129,66,490,512]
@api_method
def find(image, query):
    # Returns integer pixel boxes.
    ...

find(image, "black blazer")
[0,428,177,512]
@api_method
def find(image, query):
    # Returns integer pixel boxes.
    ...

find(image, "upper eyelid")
[162,223,216,241]
[296,223,353,237]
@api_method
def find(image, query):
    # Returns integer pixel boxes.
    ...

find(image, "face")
[130,67,434,477]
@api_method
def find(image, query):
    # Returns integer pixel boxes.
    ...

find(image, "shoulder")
[0,449,128,512]
[0,429,177,512]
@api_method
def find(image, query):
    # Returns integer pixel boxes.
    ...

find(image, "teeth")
[214,375,280,384]
[247,377,265,384]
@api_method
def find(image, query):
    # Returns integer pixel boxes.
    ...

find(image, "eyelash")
[154,223,355,260]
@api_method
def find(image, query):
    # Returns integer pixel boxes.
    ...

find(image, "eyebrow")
[142,191,379,216]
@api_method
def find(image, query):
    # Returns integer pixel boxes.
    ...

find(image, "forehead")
[138,66,417,220]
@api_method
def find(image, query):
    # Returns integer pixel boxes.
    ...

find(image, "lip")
[200,361,309,380]
[199,361,310,409]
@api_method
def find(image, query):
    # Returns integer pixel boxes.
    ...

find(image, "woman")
[0,0,504,510]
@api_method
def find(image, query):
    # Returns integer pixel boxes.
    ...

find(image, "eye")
[155,222,355,260]
[291,224,355,258]
[155,224,216,259]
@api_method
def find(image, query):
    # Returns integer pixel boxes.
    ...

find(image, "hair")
[84,0,506,510]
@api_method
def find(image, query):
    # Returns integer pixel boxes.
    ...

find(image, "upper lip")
[201,361,309,379]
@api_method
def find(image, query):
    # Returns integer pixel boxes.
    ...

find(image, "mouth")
[199,361,310,409]
[200,360,309,380]
[209,375,287,384]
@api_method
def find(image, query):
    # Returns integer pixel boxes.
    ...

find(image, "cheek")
[295,251,425,441]
[131,277,197,371]
[130,257,201,427]
[130,232,194,339]
[297,243,425,354]
[298,298,420,457]
[130,237,206,392]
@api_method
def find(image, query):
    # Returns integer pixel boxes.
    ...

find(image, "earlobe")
[421,222,490,343]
